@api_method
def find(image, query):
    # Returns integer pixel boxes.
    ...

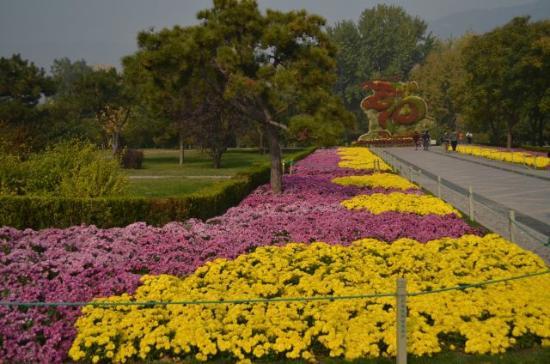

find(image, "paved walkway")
[373,146,550,263]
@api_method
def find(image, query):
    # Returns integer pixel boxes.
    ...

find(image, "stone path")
[372,146,550,264]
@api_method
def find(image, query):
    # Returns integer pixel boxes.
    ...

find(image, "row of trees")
[328,5,435,134]
[1,0,356,193]
[125,0,357,191]
[0,56,133,154]
[2,2,547,192]
[328,7,549,147]
[411,17,550,147]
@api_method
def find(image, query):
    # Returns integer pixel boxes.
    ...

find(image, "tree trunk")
[506,127,513,149]
[266,124,283,194]
[213,150,222,169]
[506,115,520,149]
[488,119,499,145]
[112,132,120,155]
[537,118,545,146]
[179,128,184,166]
[259,129,264,154]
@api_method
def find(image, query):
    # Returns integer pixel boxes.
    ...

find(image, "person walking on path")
[413,131,421,150]
[422,130,431,151]
[466,131,473,144]
[442,132,450,152]
[450,131,458,151]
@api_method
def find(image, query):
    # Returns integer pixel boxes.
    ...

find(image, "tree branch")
[267,119,289,131]
[261,103,288,131]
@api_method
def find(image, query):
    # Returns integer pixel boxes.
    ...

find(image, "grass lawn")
[125,148,304,198]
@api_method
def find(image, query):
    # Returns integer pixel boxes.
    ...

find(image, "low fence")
[372,147,550,264]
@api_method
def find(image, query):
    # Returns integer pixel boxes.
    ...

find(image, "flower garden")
[455,145,550,169]
[1,147,549,363]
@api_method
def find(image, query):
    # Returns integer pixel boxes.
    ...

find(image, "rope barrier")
[1,270,548,308]
[408,269,550,296]
[0,292,396,308]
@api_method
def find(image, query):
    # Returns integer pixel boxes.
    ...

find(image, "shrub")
[0,140,127,198]
[0,153,25,195]
[0,148,316,229]
[121,148,144,169]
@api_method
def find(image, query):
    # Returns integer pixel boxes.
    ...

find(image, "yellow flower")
[341,192,460,216]
[456,145,550,169]
[69,234,549,362]
[333,173,417,190]
[337,147,392,171]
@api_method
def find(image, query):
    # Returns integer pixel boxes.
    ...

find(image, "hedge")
[0,148,316,230]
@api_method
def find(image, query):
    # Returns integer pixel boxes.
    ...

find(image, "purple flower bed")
[0,148,478,363]
[240,174,421,207]
[291,148,358,176]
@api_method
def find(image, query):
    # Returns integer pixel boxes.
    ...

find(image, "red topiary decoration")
[361,80,427,129]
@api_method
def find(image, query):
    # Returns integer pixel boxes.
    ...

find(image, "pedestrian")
[422,130,430,151]
[442,131,450,152]
[413,131,421,150]
[450,131,458,151]
[466,131,473,144]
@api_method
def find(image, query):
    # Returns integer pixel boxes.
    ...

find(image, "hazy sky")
[0,0,537,70]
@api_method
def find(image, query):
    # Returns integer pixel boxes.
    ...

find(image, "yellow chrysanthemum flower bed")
[456,145,550,169]
[69,235,549,363]
[332,173,418,190]
[338,147,392,171]
[341,192,460,216]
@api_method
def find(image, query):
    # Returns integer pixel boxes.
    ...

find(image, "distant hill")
[429,0,550,39]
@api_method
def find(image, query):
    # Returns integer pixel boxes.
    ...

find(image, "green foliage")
[328,4,435,135]
[50,58,93,102]
[411,36,472,132]
[289,114,344,147]
[0,153,25,195]
[122,106,172,148]
[58,157,126,198]
[0,54,55,120]
[0,54,56,152]
[123,26,207,164]
[356,5,434,80]
[462,17,550,147]
[125,1,349,191]
[49,61,133,153]
[40,58,104,146]
[0,148,316,229]
[0,141,127,198]
[70,67,128,118]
